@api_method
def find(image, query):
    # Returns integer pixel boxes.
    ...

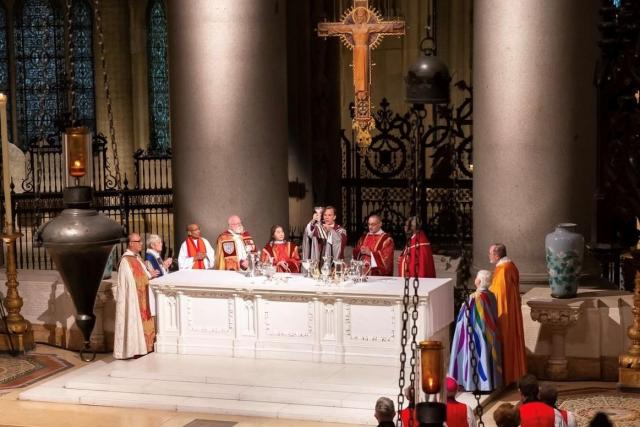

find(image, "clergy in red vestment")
[178,223,215,270]
[517,375,566,427]
[261,224,301,273]
[397,216,436,278]
[446,376,477,427]
[353,214,394,276]
[214,215,256,271]
[489,243,527,386]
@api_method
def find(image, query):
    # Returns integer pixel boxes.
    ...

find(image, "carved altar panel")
[186,296,234,335]
[151,270,453,366]
[263,299,314,338]
[344,301,396,343]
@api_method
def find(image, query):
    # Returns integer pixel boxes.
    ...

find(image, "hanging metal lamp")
[405,36,451,105]
[35,127,125,361]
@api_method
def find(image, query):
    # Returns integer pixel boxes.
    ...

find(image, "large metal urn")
[36,187,125,360]
[34,128,126,360]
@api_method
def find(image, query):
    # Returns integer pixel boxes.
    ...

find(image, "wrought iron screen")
[341,82,473,249]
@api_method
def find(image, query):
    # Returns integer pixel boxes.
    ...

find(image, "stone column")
[167,0,289,247]
[528,299,583,380]
[472,0,599,284]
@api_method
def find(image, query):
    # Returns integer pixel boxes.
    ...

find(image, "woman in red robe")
[261,225,301,273]
[397,216,436,278]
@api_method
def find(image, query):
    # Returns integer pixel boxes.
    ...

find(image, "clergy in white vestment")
[114,233,156,359]
[178,223,216,269]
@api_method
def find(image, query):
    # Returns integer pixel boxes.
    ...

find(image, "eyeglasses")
[130,240,141,243]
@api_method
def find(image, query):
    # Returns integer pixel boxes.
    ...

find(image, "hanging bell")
[35,126,126,361]
[405,38,451,105]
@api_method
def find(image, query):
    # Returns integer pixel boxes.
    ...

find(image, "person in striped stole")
[114,233,156,359]
[448,269,502,391]
[260,225,301,273]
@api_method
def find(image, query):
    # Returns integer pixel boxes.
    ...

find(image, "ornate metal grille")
[14,0,66,150]
[341,82,473,249]
[147,0,171,154]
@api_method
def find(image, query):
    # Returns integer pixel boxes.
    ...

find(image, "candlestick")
[0,93,12,232]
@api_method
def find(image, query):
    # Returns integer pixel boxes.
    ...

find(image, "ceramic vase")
[545,223,584,298]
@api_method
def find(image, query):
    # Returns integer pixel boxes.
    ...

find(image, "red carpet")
[0,353,73,391]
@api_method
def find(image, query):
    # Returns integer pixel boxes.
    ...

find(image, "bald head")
[367,214,382,234]
[187,223,201,239]
[127,232,142,253]
[228,215,244,233]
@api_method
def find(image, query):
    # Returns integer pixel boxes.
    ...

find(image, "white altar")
[151,270,453,366]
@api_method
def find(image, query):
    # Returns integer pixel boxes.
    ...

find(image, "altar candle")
[0,93,12,231]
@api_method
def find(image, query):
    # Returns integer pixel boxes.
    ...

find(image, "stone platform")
[18,353,490,424]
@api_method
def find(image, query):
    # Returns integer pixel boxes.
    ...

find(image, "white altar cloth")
[151,270,453,366]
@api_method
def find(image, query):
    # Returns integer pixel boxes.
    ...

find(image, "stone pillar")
[472,0,599,284]
[528,299,583,380]
[167,0,289,247]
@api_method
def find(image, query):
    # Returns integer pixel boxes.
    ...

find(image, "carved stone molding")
[527,299,585,380]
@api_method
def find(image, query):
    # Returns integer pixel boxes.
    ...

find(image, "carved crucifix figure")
[318,0,404,151]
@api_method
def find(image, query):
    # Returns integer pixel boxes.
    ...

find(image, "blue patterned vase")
[545,223,584,298]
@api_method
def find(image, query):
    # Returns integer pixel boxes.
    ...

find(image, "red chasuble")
[123,255,155,352]
[214,230,255,271]
[186,237,206,269]
[352,232,394,276]
[446,400,470,427]
[260,242,301,273]
[397,230,436,278]
[519,402,558,427]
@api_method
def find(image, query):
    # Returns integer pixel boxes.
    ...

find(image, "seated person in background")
[397,216,436,278]
[518,374,567,427]
[353,214,394,276]
[145,234,173,277]
[178,223,215,270]
[539,383,576,427]
[260,224,301,273]
[449,270,502,392]
[215,215,255,271]
[493,403,520,427]
[445,376,477,427]
[374,397,395,427]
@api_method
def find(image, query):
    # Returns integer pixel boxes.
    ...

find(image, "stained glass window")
[147,0,171,153]
[71,0,96,131]
[0,4,11,142]
[14,0,65,149]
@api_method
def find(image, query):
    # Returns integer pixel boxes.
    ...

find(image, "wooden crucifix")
[318,0,405,152]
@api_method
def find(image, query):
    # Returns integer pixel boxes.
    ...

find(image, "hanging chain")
[93,0,122,191]
[463,294,484,426]
[396,271,410,427]
[65,0,77,124]
[449,113,483,424]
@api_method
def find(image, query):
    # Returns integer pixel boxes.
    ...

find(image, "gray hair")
[375,397,396,421]
[146,234,162,248]
[476,270,492,289]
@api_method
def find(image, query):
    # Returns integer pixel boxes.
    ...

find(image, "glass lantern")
[62,126,93,188]
[419,340,444,399]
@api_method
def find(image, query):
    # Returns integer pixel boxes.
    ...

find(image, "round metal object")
[35,187,126,359]
[405,52,451,105]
